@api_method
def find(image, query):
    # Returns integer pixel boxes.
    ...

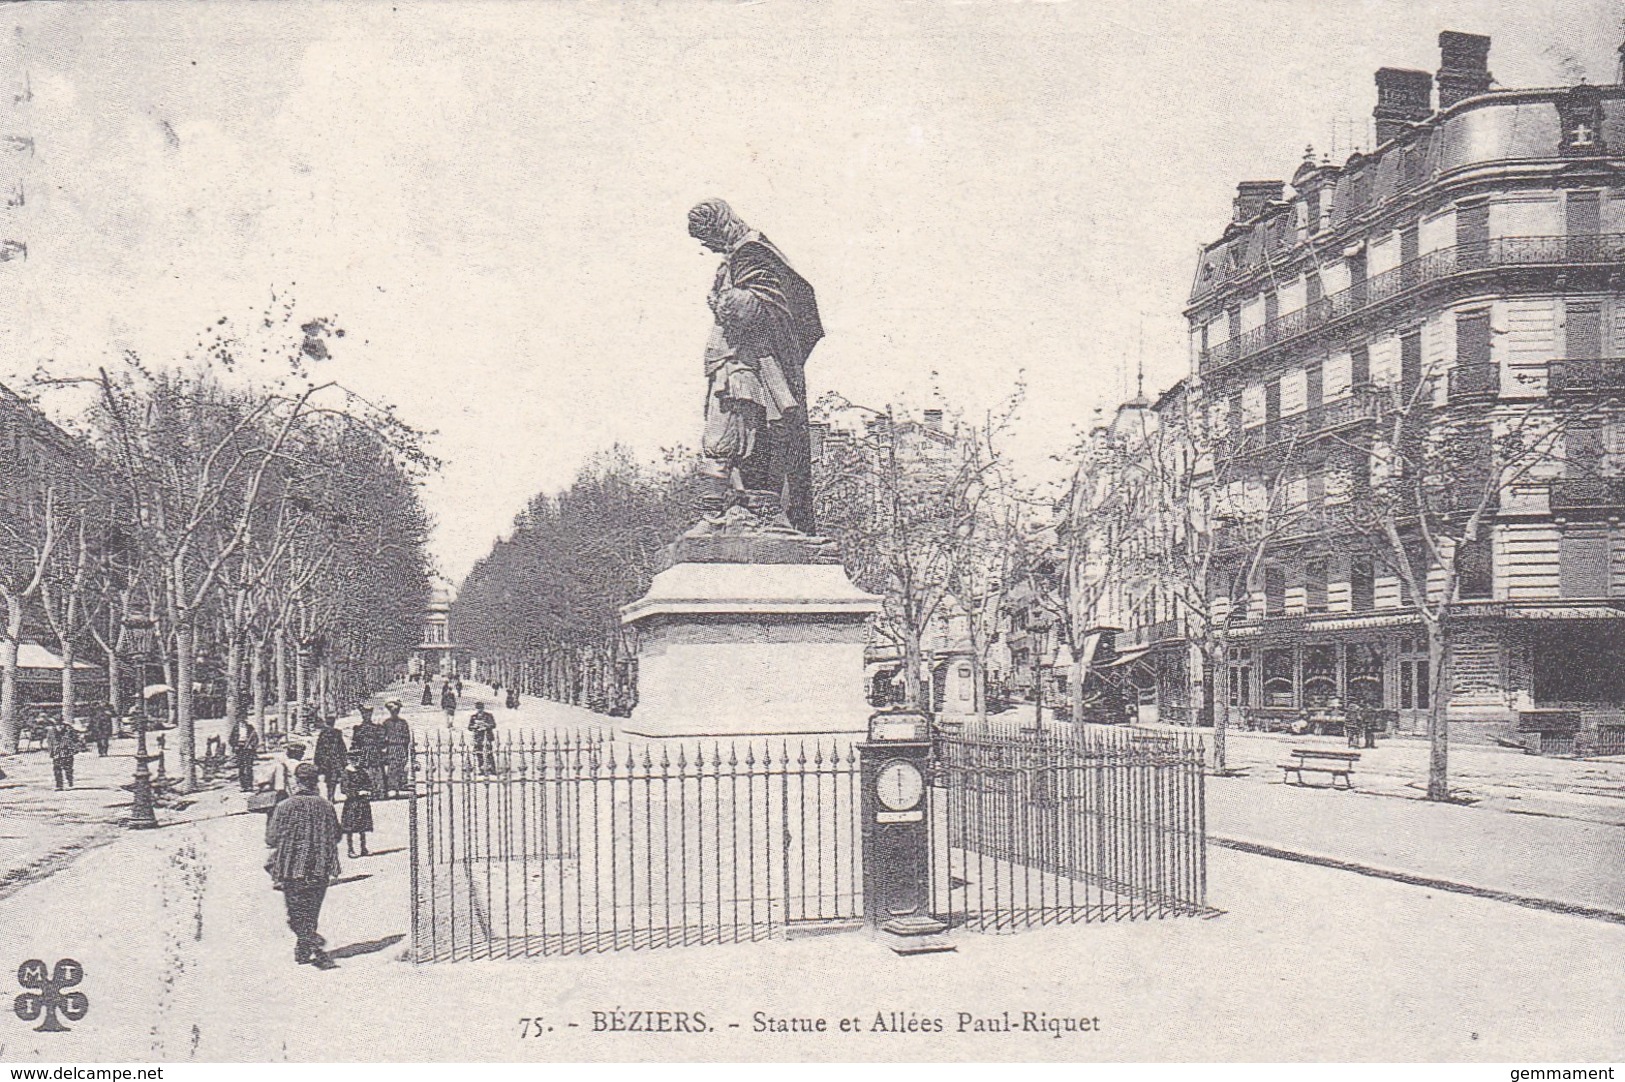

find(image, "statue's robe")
[702,232,823,533]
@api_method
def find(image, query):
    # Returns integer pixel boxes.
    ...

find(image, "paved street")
[0,685,602,906]
[0,783,1620,1062]
[1,693,1621,1061]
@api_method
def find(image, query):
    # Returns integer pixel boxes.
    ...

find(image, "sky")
[0,0,1619,583]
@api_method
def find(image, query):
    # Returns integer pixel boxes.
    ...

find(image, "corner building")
[1186,32,1625,753]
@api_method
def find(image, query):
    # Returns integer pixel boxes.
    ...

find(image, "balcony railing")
[1201,234,1625,372]
[1548,358,1625,396]
[1214,507,1331,551]
[1550,477,1625,514]
[1212,387,1383,461]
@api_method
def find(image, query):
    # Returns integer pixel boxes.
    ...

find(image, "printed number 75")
[518,1017,547,1038]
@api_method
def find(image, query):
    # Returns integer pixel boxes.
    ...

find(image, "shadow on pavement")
[329,933,404,960]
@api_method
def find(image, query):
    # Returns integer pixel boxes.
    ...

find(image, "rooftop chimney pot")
[1233,180,1284,223]
[1437,31,1493,109]
[1373,67,1433,144]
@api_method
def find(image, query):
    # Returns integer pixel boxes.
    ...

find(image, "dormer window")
[1558,84,1605,157]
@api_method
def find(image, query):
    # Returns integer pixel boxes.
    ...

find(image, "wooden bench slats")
[1280,747,1358,790]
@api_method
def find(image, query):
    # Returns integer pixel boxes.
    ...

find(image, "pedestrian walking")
[468,701,497,774]
[505,687,519,711]
[340,752,374,858]
[47,718,80,790]
[88,708,112,757]
[454,675,463,697]
[314,716,348,802]
[270,741,307,805]
[382,699,412,798]
[230,721,261,792]
[440,683,457,729]
[264,762,342,970]
[420,680,433,707]
[351,707,388,791]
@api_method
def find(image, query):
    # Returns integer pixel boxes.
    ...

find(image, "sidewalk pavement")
[0,685,607,903]
[1207,775,1625,918]
[1205,726,1625,826]
[0,783,1620,1062]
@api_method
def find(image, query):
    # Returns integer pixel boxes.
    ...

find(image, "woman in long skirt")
[340,752,374,858]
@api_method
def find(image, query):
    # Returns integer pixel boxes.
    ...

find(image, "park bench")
[1279,747,1359,789]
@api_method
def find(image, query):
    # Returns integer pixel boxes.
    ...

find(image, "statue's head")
[688,199,749,253]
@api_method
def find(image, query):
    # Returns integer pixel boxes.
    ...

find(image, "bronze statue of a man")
[688,199,823,534]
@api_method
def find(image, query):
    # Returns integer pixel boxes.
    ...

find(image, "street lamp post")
[123,614,160,829]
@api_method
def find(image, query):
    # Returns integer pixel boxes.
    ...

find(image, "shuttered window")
[1401,331,1423,400]
[1566,300,1602,359]
[1351,344,1370,387]
[1559,529,1610,599]
[1350,555,1375,612]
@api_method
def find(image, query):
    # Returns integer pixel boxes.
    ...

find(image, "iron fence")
[409,732,861,961]
[929,725,1209,931]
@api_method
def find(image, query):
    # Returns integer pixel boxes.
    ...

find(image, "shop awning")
[1302,613,1422,632]
[1504,605,1625,620]
[17,643,97,671]
[1099,644,1153,668]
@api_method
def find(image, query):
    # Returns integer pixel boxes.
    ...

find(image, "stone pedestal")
[620,522,880,738]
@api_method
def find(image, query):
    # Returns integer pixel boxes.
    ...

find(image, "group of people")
[485,678,522,712]
[257,682,518,969]
[421,675,463,723]
[256,696,417,971]
[31,708,118,791]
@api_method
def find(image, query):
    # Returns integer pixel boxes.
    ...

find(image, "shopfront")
[1224,615,1420,733]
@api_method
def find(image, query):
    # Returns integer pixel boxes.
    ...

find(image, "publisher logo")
[14,958,88,1033]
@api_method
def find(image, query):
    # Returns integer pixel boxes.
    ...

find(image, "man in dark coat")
[689,198,824,533]
[439,683,457,729]
[88,708,112,757]
[46,719,80,790]
[351,707,387,791]
[313,716,348,802]
[467,701,497,775]
[265,762,342,969]
[230,721,261,792]
[381,699,412,798]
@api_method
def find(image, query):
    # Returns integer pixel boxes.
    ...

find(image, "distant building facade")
[410,586,465,679]
[1181,31,1625,753]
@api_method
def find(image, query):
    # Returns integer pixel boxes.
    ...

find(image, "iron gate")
[929,725,1210,929]
[409,733,862,961]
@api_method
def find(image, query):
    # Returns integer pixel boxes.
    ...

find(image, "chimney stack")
[1373,67,1433,144]
[922,408,944,432]
[1233,180,1284,223]
[1437,31,1492,109]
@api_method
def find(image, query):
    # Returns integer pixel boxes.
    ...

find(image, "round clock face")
[877,760,924,811]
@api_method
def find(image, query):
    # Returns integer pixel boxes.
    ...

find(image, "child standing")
[340,752,374,858]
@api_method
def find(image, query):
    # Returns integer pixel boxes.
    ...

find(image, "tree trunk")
[59,640,76,727]
[162,655,178,727]
[275,631,289,736]
[1070,656,1086,728]
[902,632,924,711]
[225,630,243,744]
[1211,637,1229,774]
[251,638,267,730]
[1,597,22,754]
[1425,624,1452,802]
[175,620,197,791]
[294,644,309,734]
[1033,659,1045,730]
[107,651,123,722]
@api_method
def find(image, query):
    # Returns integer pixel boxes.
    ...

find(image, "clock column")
[859,710,953,954]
